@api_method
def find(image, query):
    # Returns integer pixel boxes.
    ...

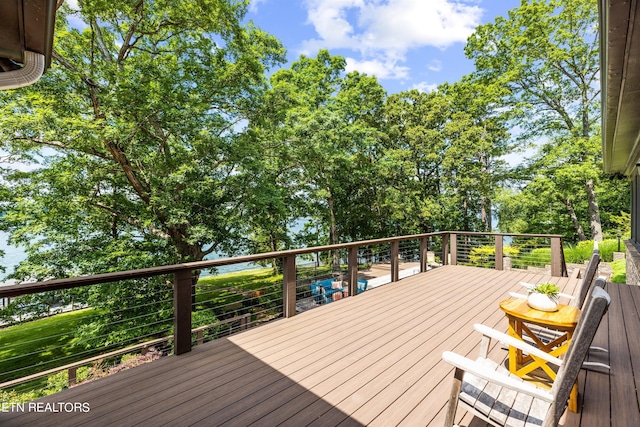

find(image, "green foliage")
[0,309,93,383]
[0,0,286,351]
[531,282,560,297]
[563,239,621,263]
[510,247,551,269]
[611,259,626,284]
[74,277,174,349]
[379,79,511,234]
[0,388,41,405]
[469,245,520,268]
[608,211,631,239]
[0,0,286,274]
[261,50,389,255]
[562,240,599,264]
[468,0,621,241]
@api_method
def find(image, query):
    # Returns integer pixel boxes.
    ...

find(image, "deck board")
[1,265,638,426]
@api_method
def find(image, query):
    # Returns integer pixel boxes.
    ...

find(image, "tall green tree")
[380,89,448,234]
[263,50,386,269]
[0,0,285,280]
[466,0,609,240]
[439,80,511,231]
[0,1,284,341]
[379,79,510,234]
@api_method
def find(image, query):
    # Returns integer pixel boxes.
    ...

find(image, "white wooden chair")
[509,248,600,309]
[442,286,611,427]
[509,274,609,372]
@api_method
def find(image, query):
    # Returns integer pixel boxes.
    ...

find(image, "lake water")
[0,229,268,284]
[0,230,26,283]
[0,218,311,283]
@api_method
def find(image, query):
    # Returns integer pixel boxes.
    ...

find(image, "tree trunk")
[270,231,278,274]
[585,179,603,241]
[479,148,492,232]
[327,194,340,271]
[481,195,492,232]
[564,198,587,241]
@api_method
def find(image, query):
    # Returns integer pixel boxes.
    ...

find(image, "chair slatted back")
[575,250,600,309]
[546,286,610,426]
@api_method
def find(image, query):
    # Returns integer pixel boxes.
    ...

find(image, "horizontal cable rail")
[0,232,565,298]
[0,231,566,401]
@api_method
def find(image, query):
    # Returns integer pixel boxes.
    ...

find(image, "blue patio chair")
[310,283,327,304]
[357,279,368,293]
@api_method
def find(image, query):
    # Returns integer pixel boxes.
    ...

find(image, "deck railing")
[0,231,565,394]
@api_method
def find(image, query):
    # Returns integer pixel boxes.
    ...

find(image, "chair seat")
[458,358,552,427]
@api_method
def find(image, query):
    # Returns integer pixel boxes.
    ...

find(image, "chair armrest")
[441,351,554,402]
[473,324,563,367]
[517,283,575,301]
[519,281,535,290]
[510,291,574,302]
[509,292,528,299]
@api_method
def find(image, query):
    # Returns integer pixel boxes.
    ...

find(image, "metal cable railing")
[0,231,566,403]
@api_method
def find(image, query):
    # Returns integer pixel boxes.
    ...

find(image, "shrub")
[511,247,551,269]
[468,246,520,268]
[563,239,622,263]
[611,259,626,284]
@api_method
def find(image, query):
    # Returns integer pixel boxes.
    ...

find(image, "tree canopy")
[0,0,285,280]
[465,0,626,241]
[0,0,629,284]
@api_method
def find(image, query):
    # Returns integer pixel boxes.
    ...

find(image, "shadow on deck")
[1,265,637,426]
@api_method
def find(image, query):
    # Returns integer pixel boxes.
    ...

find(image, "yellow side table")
[499,298,581,412]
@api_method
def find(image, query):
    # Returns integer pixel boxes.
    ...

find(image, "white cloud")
[249,0,268,13]
[427,59,443,72]
[345,57,410,79]
[410,81,438,93]
[300,0,482,80]
[65,0,88,31]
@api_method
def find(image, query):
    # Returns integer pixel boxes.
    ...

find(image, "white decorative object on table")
[526,282,560,312]
[527,292,559,312]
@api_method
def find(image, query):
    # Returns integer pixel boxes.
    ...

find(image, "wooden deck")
[1,265,638,426]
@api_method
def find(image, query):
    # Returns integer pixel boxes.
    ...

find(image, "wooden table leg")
[569,383,578,412]
[507,318,519,373]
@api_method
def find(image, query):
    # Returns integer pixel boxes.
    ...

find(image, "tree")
[438,79,511,232]
[0,0,285,277]
[379,79,510,234]
[264,50,386,269]
[0,1,284,342]
[466,0,608,240]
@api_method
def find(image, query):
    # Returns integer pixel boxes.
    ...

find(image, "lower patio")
[0,264,637,426]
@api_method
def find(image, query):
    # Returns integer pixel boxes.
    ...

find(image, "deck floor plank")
[605,283,640,427]
[1,265,637,426]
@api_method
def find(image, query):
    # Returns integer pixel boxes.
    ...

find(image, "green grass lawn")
[0,308,95,382]
[611,259,626,283]
[0,308,99,401]
[0,268,292,386]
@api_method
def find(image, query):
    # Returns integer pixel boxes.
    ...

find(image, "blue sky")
[247,0,521,94]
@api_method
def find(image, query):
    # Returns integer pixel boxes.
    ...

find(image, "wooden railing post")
[442,233,449,265]
[419,237,428,272]
[450,233,457,265]
[348,246,359,297]
[68,367,76,387]
[240,313,249,330]
[495,235,503,270]
[282,255,297,317]
[390,241,399,282]
[550,237,564,277]
[173,268,192,355]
